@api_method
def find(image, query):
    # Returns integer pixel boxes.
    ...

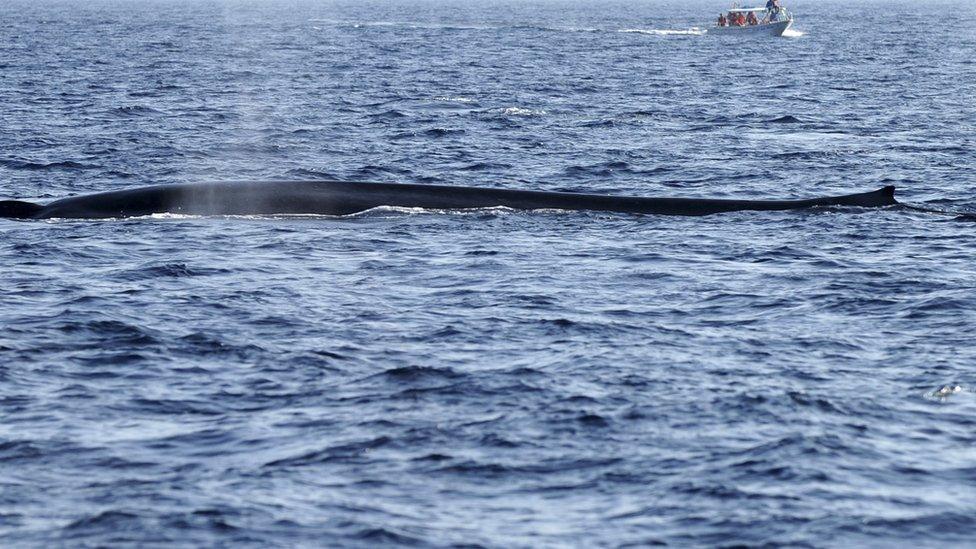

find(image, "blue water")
[2,0,976,545]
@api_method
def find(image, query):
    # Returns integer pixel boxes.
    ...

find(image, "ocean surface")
[2,0,975,546]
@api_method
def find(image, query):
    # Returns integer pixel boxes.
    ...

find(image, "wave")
[112,105,162,117]
[114,263,228,281]
[458,161,513,171]
[0,159,100,171]
[285,168,340,180]
[366,109,408,120]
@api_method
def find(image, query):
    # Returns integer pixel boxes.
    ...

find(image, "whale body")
[0,180,898,219]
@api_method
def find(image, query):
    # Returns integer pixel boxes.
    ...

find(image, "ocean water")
[2,0,976,545]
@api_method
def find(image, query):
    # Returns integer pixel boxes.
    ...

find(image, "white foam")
[928,385,967,401]
[435,96,476,103]
[782,28,805,37]
[496,106,546,117]
[334,205,576,218]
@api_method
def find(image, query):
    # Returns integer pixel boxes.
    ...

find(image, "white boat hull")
[709,19,792,36]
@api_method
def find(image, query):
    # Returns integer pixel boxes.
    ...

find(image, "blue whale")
[0,180,897,219]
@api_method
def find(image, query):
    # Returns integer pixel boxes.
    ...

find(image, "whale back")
[0,200,43,219]
[3,181,901,219]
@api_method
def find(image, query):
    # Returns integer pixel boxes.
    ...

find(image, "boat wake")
[309,19,601,33]
[619,28,706,36]
[782,28,805,37]
[311,19,710,37]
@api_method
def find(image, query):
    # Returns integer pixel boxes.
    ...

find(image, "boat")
[710,4,793,36]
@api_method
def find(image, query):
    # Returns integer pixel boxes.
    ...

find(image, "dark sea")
[2,0,975,546]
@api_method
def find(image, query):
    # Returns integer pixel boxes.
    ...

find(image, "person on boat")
[736,12,747,26]
[717,13,727,26]
[746,11,759,25]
